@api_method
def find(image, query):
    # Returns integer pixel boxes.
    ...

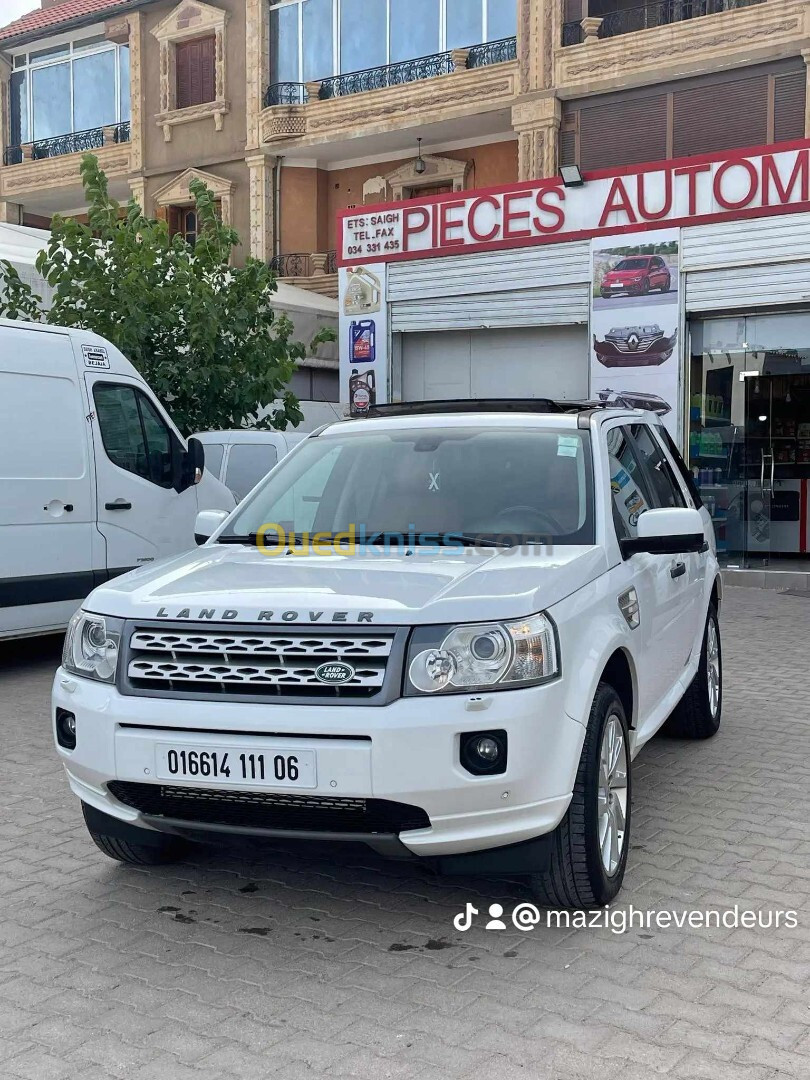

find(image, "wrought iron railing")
[113,121,131,144]
[562,0,765,44]
[466,36,518,68]
[318,50,456,99]
[264,81,308,106]
[325,249,337,275]
[3,122,131,166]
[270,253,311,277]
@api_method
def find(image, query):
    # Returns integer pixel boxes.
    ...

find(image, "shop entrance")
[690,315,810,571]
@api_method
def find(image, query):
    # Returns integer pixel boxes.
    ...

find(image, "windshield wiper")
[361,533,509,549]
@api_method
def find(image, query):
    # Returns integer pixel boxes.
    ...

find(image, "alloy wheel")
[597,714,628,877]
[706,618,721,718]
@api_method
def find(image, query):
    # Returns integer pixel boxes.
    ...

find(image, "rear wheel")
[82,803,187,866]
[529,683,631,908]
[663,604,722,739]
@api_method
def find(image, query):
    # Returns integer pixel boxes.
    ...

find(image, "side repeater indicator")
[619,588,641,630]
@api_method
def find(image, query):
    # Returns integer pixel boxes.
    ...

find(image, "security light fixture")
[559,164,584,187]
[414,138,427,175]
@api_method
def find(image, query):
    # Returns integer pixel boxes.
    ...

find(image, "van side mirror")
[195,509,229,545]
[620,507,707,559]
[180,437,205,492]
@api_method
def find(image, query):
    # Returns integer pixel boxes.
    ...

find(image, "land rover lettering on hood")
[54,401,721,910]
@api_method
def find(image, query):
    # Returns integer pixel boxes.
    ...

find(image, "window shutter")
[578,95,668,172]
[175,36,216,109]
[673,75,768,158]
[559,129,576,167]
[774,72,806,144]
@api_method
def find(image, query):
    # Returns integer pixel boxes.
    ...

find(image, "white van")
[0,320,236,641]
[193,429,308,502]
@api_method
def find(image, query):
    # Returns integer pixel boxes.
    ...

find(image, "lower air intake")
[107,782,431,834]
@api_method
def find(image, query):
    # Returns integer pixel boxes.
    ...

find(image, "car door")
[606,423,689,717]
[88,376,197,570]
[0,326,96,635]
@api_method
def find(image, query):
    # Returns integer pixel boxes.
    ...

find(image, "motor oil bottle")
[344,268,382,315]
[350,320,376,363]
[349,368,376,417]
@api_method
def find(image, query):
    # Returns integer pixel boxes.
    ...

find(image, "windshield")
[614,258,650,271]
[222,425,594,545]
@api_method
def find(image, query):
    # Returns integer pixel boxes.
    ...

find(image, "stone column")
[581,17,603,43]
[513,95,561,181]
[516,0,560,96]
[246,0,270,151]
[129,177,147,215]
[246,153,274,262]
[0,202,24,224]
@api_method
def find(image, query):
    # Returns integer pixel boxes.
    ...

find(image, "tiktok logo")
[453,903,479,932]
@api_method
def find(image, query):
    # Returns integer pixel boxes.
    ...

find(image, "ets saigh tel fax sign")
[337,140,810,267]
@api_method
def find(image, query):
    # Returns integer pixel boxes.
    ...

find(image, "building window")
[169,207,200,246]
[175,35,216,109]
[269,0,517,82]
[8,31,130,144]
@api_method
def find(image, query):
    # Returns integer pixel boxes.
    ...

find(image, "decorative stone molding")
[384,154,471,199]
[125,12,144,172]
[0,144,130,199]
[129,176,147,214]
[450,49,471,72]
[513,95,561,181]
[246,153,273,261]
[151,166,234,225]
[259,63,517,148]
[362,175,388,204]
[245,0,268,151]
[581,17,603,44]
[0,201,23,224]
[555,0,808,96]
[518,0,555,95]
[105,15,130,44]
[151,2,230,142]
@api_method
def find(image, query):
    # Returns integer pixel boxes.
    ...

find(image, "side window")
[630,424,686,510]
[94,384,175,489]
[606,426,654,539]
[225,444,279,501]
[657,426,703,508]
[202,442,225,480]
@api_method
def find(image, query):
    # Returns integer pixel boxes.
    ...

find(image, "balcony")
[3,123,131,168]
[562,0,765,45]
[0,122,132,202]
[270,251,338,299]
[260,37,518,147]
[555,0,804,95]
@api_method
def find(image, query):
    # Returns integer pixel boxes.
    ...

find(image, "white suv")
[53,400,722,908]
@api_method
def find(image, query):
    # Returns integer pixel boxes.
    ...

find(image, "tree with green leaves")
[0,155,333,435]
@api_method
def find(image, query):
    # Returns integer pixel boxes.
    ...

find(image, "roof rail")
[364,399,582,419]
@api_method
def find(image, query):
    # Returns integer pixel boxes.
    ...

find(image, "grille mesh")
[125,627,394,698]
[108,782,431,834]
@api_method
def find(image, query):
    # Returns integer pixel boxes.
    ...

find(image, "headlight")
[406,613,559,696]
[63,611,123,683]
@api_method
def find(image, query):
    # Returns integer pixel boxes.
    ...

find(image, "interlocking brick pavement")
[0,587,808,1079]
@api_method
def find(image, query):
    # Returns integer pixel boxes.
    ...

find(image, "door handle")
[43,503,73,512]
[105,500,132,511]
[670,561,686,579]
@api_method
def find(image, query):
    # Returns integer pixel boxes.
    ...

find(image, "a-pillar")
[246,153,274,263]
[513,96,561,181]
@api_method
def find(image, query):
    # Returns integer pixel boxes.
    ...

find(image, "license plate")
[155,744,317,789]
[611,283,624,288]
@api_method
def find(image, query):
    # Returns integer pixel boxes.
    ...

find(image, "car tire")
[82,803,187,866]
[529,682,631,909]
[640,278,650,294]
[663,604,722,740]
[661,275,671,293]
[600,291,612,299]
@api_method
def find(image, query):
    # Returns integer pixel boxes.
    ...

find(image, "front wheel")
[529,683,631,908]
[663,604,722,739]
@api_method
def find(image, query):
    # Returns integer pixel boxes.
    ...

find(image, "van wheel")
[529,683,631,909]
[663,605,722,740]
[82,803,186,866]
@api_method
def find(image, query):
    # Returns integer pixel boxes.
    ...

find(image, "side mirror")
[180,437,206,492]
[195,509,229,545]
[620,507,707,559]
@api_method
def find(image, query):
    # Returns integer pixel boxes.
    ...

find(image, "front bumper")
[53,669,585,860]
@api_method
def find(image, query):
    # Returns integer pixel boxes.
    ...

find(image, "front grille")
[125,627,395,699]
[611,335,661,354]
[108,782,431,834]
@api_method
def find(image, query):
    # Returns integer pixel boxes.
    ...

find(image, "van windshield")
[220,426,595,546]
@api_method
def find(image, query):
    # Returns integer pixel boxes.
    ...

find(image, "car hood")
[85,543,608,627]
[604,269,646,281]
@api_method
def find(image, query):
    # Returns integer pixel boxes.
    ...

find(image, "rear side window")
[657,426,703,508]
[630,424,686,510]
[225,443,279,501]
[606,426,653,540]
[94,384,175,488]
[202,442,225,479]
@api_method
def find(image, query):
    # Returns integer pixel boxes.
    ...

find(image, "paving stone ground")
[1,586,809,1079]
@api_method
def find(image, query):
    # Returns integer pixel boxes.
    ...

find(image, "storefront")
[337,139,810,575]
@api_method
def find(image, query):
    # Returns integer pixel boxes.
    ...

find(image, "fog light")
[56,708,77,751]
[460,729,507,776]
